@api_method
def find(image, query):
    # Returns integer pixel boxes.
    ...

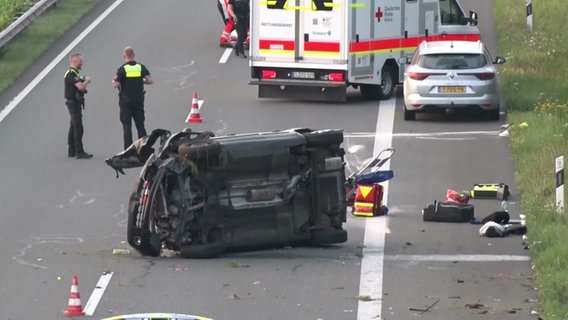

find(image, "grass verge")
[0,0,99,93]
[496,0,568,318]
[0,0,35,31]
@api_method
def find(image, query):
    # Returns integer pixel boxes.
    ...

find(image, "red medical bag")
[352,184,385,217]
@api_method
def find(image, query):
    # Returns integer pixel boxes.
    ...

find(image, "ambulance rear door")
[251,0,347,67]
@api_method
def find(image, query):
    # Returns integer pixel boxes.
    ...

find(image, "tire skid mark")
[13,236,84,269]
[56,189,99,209]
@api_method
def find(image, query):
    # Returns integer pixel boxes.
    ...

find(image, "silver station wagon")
[400,40,506,121]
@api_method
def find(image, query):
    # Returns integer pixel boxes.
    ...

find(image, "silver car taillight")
[457,72,495,80]
[408,72,445,80]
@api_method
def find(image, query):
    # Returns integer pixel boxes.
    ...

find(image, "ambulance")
[248,0,481,102]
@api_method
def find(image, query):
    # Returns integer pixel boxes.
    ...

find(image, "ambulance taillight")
[328,72,344,82]
[261,70,277,79]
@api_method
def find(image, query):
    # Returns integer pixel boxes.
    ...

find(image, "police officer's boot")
[76,150,93,159]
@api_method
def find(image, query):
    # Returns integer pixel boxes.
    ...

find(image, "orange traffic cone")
[186,91,203,123]
[64,275,85,316]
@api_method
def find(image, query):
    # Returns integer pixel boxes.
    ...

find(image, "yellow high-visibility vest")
[124,64,142,78]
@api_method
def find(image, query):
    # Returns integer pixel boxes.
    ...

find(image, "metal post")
[556,156,564,214]
[526,0,533,32]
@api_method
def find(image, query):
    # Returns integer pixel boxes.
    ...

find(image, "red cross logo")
[375,7,383,22]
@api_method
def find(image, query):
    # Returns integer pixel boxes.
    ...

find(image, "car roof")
[418,40,484,55]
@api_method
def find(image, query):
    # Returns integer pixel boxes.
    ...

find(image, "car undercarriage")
[106,128,348,258]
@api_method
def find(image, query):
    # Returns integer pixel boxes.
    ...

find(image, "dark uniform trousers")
[119,95,147,149]
[66,99,84,153]
[235,17,249,55]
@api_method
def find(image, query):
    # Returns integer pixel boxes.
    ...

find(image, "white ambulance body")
[249,0,480,102]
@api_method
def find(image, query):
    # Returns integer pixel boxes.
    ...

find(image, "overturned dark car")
[106,128,348,258]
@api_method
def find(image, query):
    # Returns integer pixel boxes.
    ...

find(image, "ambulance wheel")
[378,65,396,100]
[310,229,348,245]
[360,84,382,100]
[303,130,343,147]
[404,107,416,121]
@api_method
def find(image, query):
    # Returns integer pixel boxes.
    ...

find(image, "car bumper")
[404,93,500,111]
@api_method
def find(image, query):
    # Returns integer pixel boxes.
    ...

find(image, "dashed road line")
[83,271,114,316]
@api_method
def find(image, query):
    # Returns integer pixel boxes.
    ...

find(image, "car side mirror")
[398,56,410,65]
[494,56,506,64]
[469,11,478,26]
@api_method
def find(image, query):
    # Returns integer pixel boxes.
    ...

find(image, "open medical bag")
[346,148,394,217]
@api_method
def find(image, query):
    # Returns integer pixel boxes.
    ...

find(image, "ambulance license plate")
[291,71,315,79]
[439,86,466,93]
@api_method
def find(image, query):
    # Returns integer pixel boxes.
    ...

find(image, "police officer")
[64,52,92,159]
[112,46,153,150]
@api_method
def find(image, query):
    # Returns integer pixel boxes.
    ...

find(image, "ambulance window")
[439,0,467,25]
[312,0,333,11]
[267,0,287,9]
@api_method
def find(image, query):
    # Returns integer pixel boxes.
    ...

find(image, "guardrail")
[0,0,58,50]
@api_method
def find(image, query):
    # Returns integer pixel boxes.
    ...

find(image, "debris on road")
[408,299,440,313]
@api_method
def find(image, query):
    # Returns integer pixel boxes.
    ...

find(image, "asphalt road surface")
[0,0,539,319]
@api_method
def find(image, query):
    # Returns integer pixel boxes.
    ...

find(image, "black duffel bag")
[422,200,475,222]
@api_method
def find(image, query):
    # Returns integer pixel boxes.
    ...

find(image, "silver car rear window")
[419,54,487,69]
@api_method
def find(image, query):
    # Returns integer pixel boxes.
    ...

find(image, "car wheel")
[404,107,416,121]
[309,228,348,246]
[303,130,343,147]
[486,109,500,121]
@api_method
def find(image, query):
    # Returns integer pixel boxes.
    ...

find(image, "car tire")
[309,228,348,246]
[487,109,500,121]
[404,107,416,121]
[303,130,343,147]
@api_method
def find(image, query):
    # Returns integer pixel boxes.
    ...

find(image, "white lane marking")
[357,98,396,320]
[218,48,234,64]
[0,0,125,123]
[344,130,500,138]
[0,0,122,311]
[416,136,476,141]
[83,271,114,316]
[385,254,530,262]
